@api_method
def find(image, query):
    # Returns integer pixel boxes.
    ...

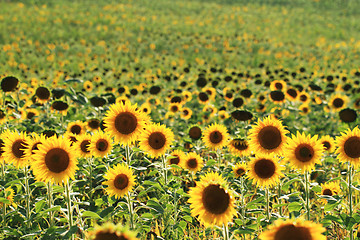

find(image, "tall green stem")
[265,187,270,221]
[24,167,31,229]
[127,192,134,229]
[278,181,282,216]
[223,223,229,240]
[65,182,74,240]
[348,164,353,240]
[162,155,168,185]
[125,145,131,166]
[1,161,5,180]
[47,182,54,227]
[304,170,310,220]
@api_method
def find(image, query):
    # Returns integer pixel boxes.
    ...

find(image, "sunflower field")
[1,0,360,239]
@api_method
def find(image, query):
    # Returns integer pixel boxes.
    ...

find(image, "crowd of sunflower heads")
[0,75,360,240]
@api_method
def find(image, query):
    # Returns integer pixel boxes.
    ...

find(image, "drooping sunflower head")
[74,134,92,158]
[228,138,251,157]
[67,120,86,136]
[335,127,360,167]
[3,130,30,168]
[247,154,284,187]
[182,152,204,173]
[167,149,186,168]
[319,135,335,153]
[202,123,229,150]
[103,163,136,199]
[188,172,236,227]
[233,162,247,177]
[284,132,324,172]
[104,101,147,145]
[139,123,174,158]
[248,116,288,155]
[88,131,113,158]
[86,222,139,240]
[259,218,326,240]
[31,136,78,185]
[24,133,47,161]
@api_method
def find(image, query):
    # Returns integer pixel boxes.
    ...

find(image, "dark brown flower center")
[209,131,223,144]
[80,140,91,153]
[333,98,344,108]
[322,141,330,150]
[31,142,41,154]
[344,136,360,158]
[232,140,248,151]
[257,126,282,150]
[88,119,100,129]
[270,91,285,102]
[236,168,245,176]
[187,158,198,169]
[114,112,137,135]
[36,87,50,100]
[323,189,333,196]
[70,125,81,135]
[148,132,166,150]
[96,139,109,152]
[27,112,36,119]
[202,184,230,215]
[295,144,314,162]
[114,174,129,190]
[275,82,283,90]
[189,126,201,140]
[45,148,70,173]
[254,159,276,179]
[274,224,312,240]
[170,155,180,165]
[94,231,128,240]
[12,140,27,158]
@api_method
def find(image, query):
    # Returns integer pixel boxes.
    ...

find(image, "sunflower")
[83,80,93,92]
[188,172,236,227]
[139,123,174,158]
[3,130,30,168]
[318,182,341,204]
[270,80,287,92]
[22,108,39,121]
[299,104,311,116]
[247,154,284,187]
[248,116,288,155]
[202,123,229,150]
[259,218,326,240]
[104,101,147,145]
[35,86,51,103]
[319,135,335,153]
[228,139,251,157]
[87,118,101,131]
[285,88,298,101]
[24,133,47,161]
[103,163,136,199]
[329,94,349,111]
[284,132,324,172]
[181,107,192,120]
[88,131,113,158]
[218,110,229,121]
[269,91,286,104]
[233,162,247,177]
[169,103,182,113]
[32,136,78,185]
[182,152,203,173]
[67,120,86,136]
[167,149,186,168]
[188,125,202,141]
[73,134,92,158]
[86,222,139,240]
[335,127,360,167]
[298,92,311,104]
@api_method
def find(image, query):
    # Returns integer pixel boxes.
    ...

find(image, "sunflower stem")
[65,181,74,240]
[24,166,31,229]
[47,182,54,227]
[2,200,6,227]
[162,155,168,185]
[88,157,93,196]
[1,161,5,180]
[304,170,310,220]
[265,187,270,221]
[348,163,354,240]
[278,181,282,217]
[127,192,134,230]
[223,223,229,240]
[125,145,131,166]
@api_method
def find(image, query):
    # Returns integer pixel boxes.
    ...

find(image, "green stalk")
[24,167,31,229]
[127,192,134,229]
[304,170,310,220]
[348,164,354,240]
[47,182,54,227]
[2,201,6,227]
[162,155,168,185]
[223,223,229,240]
[65,181,74,240]
[125,145,131,166]
[265,187,270,221]
[88,157,93,195]
[1,161,5,180]
[278,181,282,216]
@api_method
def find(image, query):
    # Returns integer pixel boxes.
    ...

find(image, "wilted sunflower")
[182,152,203,173]
[248,116,288,155]
[24,133,47,161]
[104,101,147,145]
[259,218,326,240]
[335,127,360,167]
[167,149,186,168]
[103,163,136,199]
[228,139,251,157]
[202,123,229,150]
[247,154,284,187]
[188,172,236,227]
[32,136,78,185]
[233,162,247,177]
[139,123,174,158]
[88,131,113,158]
[3,130,30,168]
[73,134,92,158]
[86,222,139,240]
[319,135,335,153]
[67,120,86,136]
[284,132,324,172]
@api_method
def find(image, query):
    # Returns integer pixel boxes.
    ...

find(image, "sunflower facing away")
[259,218,326,240]
[247,154,284,187]
[73,134,92,158]
[188,172,236,227]
[86,222,139,240]
[104,101,147,145]
[103,163,136,199]
[3,130,30,168]
[284,132,324,172]
[202,123,229,150]
[88,131,113,158]
[32,136,78,185]
[335,127,360,167]
[139,123,174,158]
[228,138,251,157]
[182,152,204,173]
[233,162,247,178]
[248,116,288,155]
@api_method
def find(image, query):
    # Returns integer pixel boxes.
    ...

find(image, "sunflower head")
[67,120,85,136]
[329,94,349,111]
[103,163,136,199]
[182,152,204,173]
[0,187,16,208]
[3,130,30,168]
[89,131,113,158]
[318,181,341,204]
[188,125,202,141]
[233,162,247,177]
[74,134,92,158]
[228,138,251,157]
[188,172,236,227]
[335,127,360,167]
[319,135,335,153]
[167,150,186,168]
[24,133,47,161]
[202,123,229,150]
[86,222,139,240]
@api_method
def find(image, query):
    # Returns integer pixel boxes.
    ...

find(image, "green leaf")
[0,198,10,204]
[35,200,47,213]
[100,206,114,218]
[288,202,303,212]
[82,211,102,220]
[182,215,192,222]
[147,199,164,214]
[141,213,154,220]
